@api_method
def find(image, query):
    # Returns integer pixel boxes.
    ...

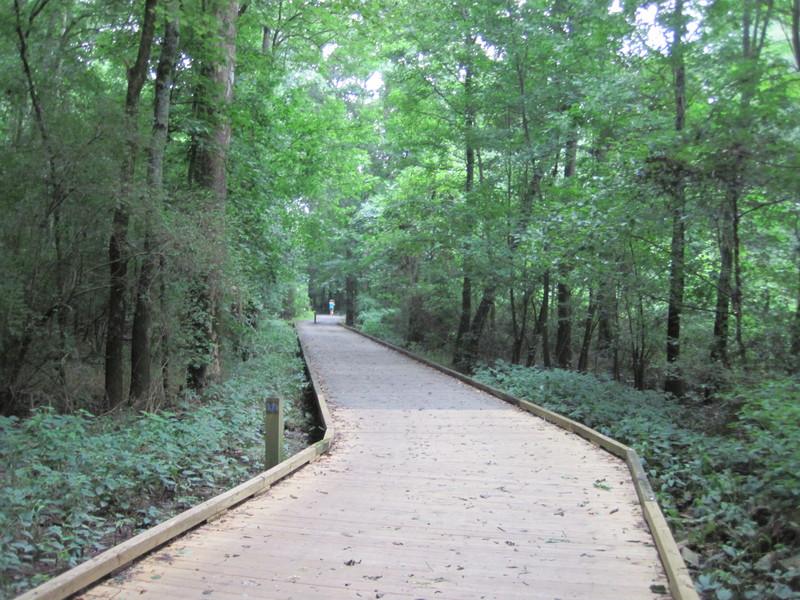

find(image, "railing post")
[265,396,284,469]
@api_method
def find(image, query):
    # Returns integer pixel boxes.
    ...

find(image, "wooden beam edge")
[628,449,699,600]
[339,324,699,600]
[15,325,334,600]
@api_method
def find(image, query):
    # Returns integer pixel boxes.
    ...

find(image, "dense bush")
[474,362,800,600]
[0,319,313,599]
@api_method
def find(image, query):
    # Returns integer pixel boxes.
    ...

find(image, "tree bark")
[453,276,473,370]
[527,272,551,368]
[453,55,479,372]
[664,0,688,397]
[555,275,572,369]
[345,248,357,327]
[186,0,238,391]
[710,186,737,367]
[554,131,577,370]
[596,278,619,380]
[105,0,159,409]
[131,1,180,406]
[790,236,800,372]
[463,286,496,371]
[510,288,530,364]
[577,290,597,373]
[793,0,800,71]
[664,202,686,395]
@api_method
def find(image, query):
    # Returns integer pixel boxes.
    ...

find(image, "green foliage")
[0,319,312,599]
[475,363,800,600]
[357,306,402,344]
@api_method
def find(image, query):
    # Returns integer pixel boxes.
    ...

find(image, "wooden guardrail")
[341,324,700,600]
[15,327,333,600]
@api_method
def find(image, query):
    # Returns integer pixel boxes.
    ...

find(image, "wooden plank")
[342,324,700,600]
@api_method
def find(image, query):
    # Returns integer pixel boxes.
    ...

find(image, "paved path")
[80,317,669,599]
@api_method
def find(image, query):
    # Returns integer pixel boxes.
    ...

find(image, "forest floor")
[0,319,318,599]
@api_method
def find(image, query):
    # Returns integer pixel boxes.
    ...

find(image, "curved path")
[79,316,670,599]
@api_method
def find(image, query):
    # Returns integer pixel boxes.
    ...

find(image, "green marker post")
[265,396,284,469]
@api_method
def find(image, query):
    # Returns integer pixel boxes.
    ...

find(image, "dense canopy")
[1,0,799,598]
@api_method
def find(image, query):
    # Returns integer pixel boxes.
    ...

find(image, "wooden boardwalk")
[77,317,677,600]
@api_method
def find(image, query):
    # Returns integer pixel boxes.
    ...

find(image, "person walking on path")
[328,299,335,315]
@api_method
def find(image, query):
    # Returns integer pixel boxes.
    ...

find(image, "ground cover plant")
[0,319,314,599]
[474,363,800,600]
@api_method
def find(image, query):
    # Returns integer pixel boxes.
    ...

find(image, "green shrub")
[357,307,403,344]
[0,318,312,599]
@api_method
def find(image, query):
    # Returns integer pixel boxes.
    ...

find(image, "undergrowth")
[0,318,314,599]
[474,362,800,600]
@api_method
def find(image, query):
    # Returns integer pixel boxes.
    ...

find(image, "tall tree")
[130,0,181,406]
[186,0,239,391]
[664,0,689,396]
[104,0,159,409]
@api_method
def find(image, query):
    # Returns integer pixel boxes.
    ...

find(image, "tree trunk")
[577,290,597,373]
[709,0,772,370]
[793,0,800,71]
[555,132,577,370]
[664,202,687,396]
[596,278,620,380]
[664,0,688,397]
[131,3,180,406]
[453,55,479,371]
[462,286,496,372]
[710,187,736,367]
[527,272,551,368]
[555,277,572,369]
[105,208,130,408]
[510,288,530,364]
[453,276,473,370]
[790,236,800,372]
[406,258,426,345]
[732,199,745,361]
[627,292,647,391]
[105,0,159,409]
[186,0,238,391]
[345,248,357,327]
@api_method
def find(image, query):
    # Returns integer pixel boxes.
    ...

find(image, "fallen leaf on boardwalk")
[650,584,668,594]
[345,559,361,566]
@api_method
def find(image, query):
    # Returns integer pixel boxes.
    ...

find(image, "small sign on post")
[265,396,284,469]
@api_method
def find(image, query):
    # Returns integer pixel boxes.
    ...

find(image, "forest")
[1,0,799,598]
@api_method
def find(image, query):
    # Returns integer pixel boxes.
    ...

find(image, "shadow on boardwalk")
[77,318,674,600]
